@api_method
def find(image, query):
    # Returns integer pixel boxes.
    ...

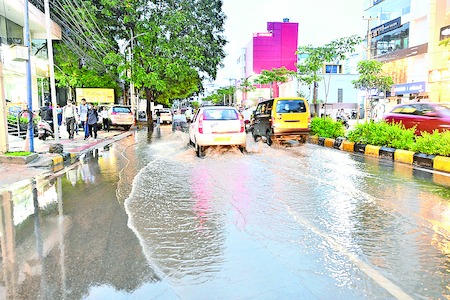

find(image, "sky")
[214,0,366,86]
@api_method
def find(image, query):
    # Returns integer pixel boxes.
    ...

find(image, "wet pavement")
[1,125,450,299]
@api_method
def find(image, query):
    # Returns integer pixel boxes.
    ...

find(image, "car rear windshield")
[112,107,131,113]
[203,109,239,120]
[275,100,307,113]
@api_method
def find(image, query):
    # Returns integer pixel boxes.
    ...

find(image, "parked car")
[252,97,311,145]
[189,106,246,157]
[383,102,450,135]
[159,108,173,124]
[108,105,134,130]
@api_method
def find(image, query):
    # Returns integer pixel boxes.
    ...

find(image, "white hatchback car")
[189,106,246,157]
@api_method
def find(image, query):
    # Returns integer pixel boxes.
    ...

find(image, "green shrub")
[412,130,450,156]
[347,121,415,150]
[5,151,32,156]
[310,117,345,138]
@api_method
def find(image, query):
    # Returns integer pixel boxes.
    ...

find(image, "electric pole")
[361,16,378,122]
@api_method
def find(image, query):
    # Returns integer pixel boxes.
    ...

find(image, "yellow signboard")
[75,88,114,104]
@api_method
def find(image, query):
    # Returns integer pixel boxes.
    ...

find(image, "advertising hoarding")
[75,88,114,104]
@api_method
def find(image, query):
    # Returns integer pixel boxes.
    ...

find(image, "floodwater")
[1,125,450,299]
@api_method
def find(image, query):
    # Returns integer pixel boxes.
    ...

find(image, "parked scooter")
[37,119,54,140]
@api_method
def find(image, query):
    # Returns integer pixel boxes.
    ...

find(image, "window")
[112,106,131,113]
[275,100,306,113]
[325,65,339,74]
[204,109,238,120]
[337,89,343,103]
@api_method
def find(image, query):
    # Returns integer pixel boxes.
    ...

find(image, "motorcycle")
[336,116,349,129]
[37,119,54,140]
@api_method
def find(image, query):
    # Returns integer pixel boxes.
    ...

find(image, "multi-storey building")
[236,19,298,106]
[237,18,363,116]
[0,0,61,107]
[365,0,450,104]
[0,0,61,152]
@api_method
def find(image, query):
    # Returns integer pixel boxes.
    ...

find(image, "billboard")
[75,88,114,104]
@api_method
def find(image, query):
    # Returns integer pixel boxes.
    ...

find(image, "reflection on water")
[0,135,160,299]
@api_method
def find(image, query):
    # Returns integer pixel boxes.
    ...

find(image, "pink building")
[240,19,298,99]
[245,20,299,78]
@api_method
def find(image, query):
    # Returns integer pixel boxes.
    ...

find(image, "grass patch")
[4,151,32,156]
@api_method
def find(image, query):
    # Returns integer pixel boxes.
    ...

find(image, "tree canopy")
[254,67,296,98]
[45,0,227,126]
[352,60,393,93]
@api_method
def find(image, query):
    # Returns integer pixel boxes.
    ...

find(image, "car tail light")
[308,116,311,127]
[111,112,118,115]
[239,114,245,133]
[198,113,204,134]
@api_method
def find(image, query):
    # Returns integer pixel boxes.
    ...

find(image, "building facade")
[365,0,450,104]
[236,19,298,106]
[1,0,61,107]
[0,0,61,152]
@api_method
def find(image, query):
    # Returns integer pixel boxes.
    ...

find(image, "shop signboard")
[392,82,425,96]
[75,88,114,104]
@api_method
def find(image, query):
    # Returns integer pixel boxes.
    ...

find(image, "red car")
[383,103,450,135]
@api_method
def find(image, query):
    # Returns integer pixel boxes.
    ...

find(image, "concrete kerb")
[309,135,450,174]
[44,131,133,169]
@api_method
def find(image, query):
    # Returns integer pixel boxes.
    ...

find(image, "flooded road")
[1,126,450,299]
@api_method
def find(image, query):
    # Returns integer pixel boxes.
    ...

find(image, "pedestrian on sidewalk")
[62,100,78,140]
[78,98,89,139]
[86,103,99,140]
[100,106,110,131]
[56,104,63,127]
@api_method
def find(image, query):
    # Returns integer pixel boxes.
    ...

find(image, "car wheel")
[239,145,246,153]
[266,130,273,146]
[196,143,204,158]
[252,131,259,142]
[123,125,131,130]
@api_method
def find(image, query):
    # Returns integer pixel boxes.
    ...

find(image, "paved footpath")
[0,127,134,190]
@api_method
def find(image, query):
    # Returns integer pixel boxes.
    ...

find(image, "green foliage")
[5,151,32,157]
[203,86,236,104]
[412,131,450,156]
[296,35,362,85]
[310,117,345,138]
[352,60,394,93]
[254,67,295,98]
[237,78,256,93]
[191,101,200,109]
[347,121,415,150]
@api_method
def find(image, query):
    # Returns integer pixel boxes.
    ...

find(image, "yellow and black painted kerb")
[309,136,450,174]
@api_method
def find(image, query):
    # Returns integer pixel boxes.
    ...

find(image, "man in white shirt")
[62,99,78,140]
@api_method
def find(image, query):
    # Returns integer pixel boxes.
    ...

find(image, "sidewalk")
[1,127,134,190]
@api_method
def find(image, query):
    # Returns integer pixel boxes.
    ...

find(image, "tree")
[203,86,236,105]
[296,35,362,116]
[237,77,256,104]
[100,0,227,127]
[352,60,394,121]
[54,43,120,98]
[254,67,296,98]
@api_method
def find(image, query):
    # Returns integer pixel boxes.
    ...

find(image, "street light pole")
[362,16,378,123]
[124,31,147,121]
[45,0,59,142]
[24,0,34,152]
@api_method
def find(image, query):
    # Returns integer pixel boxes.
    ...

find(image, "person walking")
[78,98,89,139]
[62,100,78,140]
[56,104,63,127]
[86,103,99,140]
[100,106,109,131]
